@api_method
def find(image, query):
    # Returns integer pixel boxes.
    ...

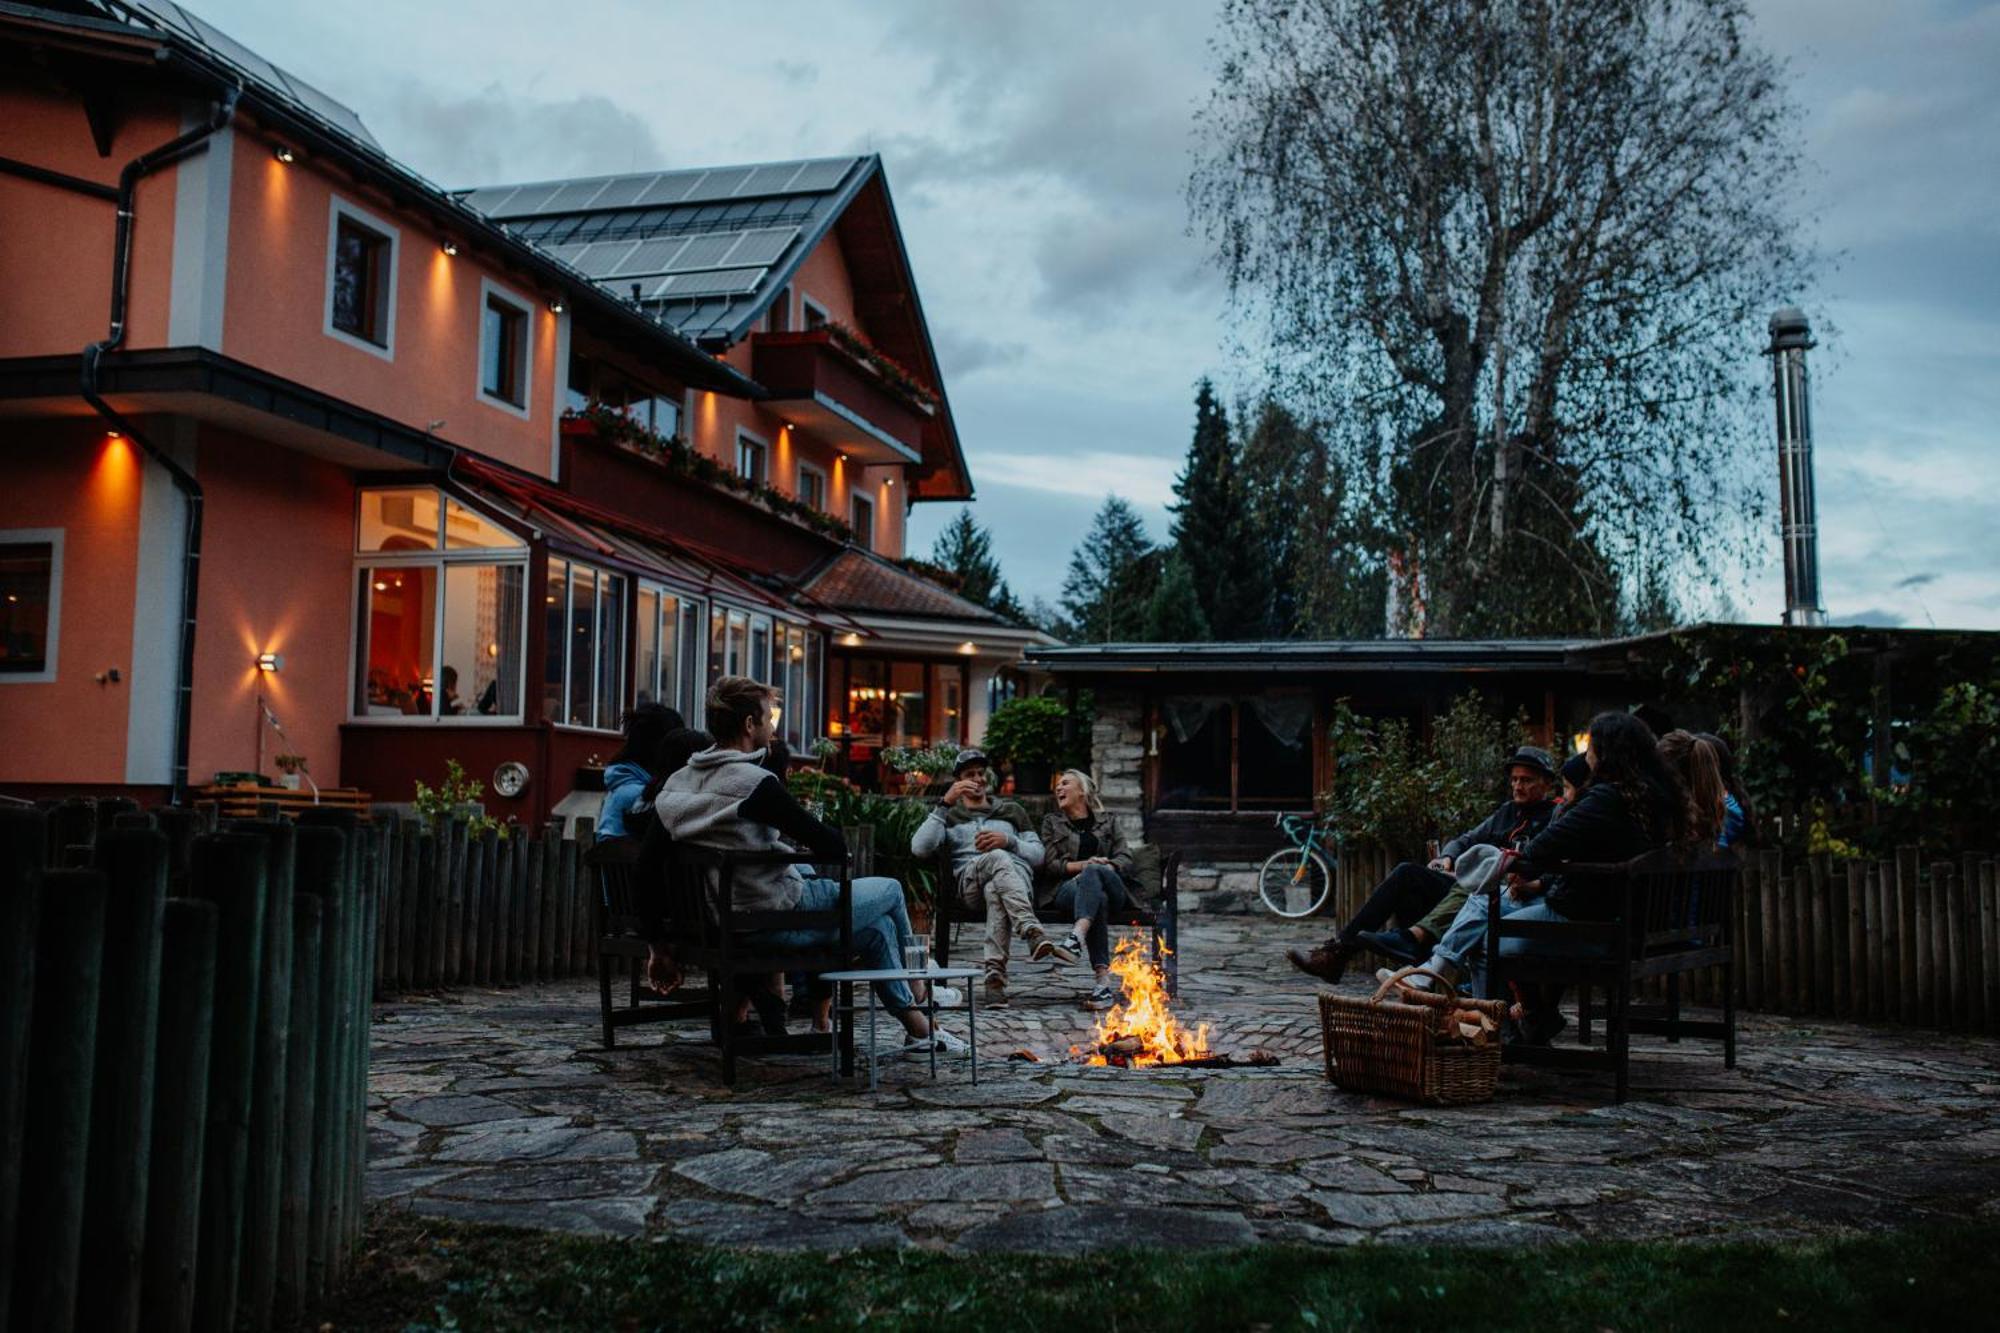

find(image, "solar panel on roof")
[740,163,804,195]
[721,227,797,267]
[682,167,753,203]
[636,172,703,207]
[575,241,639,278]
[787,159,856,191]
[652,268,766,298]
[668,233,741,270]
[611,237,688,277]
[493,183,563,216]
[588,175,656,209]
[544,179,614,213]
[547,241,592,268]
[460,186,519,216]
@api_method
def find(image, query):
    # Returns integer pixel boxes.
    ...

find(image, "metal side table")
[820,966,979,1091]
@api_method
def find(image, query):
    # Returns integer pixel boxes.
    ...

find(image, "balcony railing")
[751,328,933,466]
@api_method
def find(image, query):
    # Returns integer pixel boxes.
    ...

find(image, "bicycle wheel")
[1258,845,1333,918]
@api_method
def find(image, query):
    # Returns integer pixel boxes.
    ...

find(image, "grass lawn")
[307,1211,1993,1331]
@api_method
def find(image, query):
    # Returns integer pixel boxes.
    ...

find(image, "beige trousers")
[957,849,1040,970]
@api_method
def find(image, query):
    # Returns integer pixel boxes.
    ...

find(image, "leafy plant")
[784,772,939,909]
[982,696,1072,766]
[273,753,308,775]
[879,743,961,776]
[1321,692,1532,857]
[413,759,510,841]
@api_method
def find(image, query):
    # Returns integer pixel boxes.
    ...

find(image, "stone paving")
[367,916,2000,1252]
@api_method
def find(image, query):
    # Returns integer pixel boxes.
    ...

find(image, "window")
[736,431,767,486]
[326,198,397,356]
[542,556,627,730]
[0,532,60,681]
[849,490,875,551]
[777,622,822,751]
[1156,695,1315,811]
[636,582,701,716]
[801,294,830,331]
[796,462,826,511]
[479,281,531,412]
[352,489,526,720]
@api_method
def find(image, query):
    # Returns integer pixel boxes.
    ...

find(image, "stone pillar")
[1090,688,1147,848]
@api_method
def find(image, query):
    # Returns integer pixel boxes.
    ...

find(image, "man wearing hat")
[1288,744,1560,984]
[911,748,1067,1007]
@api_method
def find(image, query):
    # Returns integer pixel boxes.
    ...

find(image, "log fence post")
[0,805,49,1324]
[140,898,218,1333]
[1897,847,1920,1024]
[274,890,322,1325]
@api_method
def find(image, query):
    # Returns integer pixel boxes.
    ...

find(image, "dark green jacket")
[1035,809,1134,900]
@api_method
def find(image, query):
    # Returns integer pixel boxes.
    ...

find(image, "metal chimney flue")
[1766,306,1825,627]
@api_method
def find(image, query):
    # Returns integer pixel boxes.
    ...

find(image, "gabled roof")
[460,157,870,344]
[805,548,1009,625]
[462,156,973,501]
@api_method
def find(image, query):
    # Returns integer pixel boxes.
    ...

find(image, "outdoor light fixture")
[957,641,977,655]
[441,239,460,257]
[492,761,530,799]
[256,652,284,673]
[273,144,295,164]
[549,296,565,314]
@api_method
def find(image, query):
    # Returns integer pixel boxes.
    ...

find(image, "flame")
[1072,935,1210,1067]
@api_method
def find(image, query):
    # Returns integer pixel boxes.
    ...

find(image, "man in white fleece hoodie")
[910,749,1070,1007]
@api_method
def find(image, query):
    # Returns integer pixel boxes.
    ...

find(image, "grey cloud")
[1031,210,1218,317]
[931,328,1028,380]
[1895,572,1940,589]
[366,84,670,187]
[1833,607,1908,628]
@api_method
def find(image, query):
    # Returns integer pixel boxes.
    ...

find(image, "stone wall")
[1088,688,1147,850]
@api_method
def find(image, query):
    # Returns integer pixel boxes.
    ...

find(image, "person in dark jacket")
[598,703,683,843]
[634,724,711,995]
[1037,769,1137,1007]
[1288,745,1559,984]
[1390,712,1691,1030]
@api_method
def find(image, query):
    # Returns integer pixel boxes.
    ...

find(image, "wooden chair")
[931,843,1181,995]
[660,844,859,1086]
[1484,848,1739,1102]
[587,838,712,1049]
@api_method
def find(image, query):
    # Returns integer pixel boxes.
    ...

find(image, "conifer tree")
[1143,552,1211,642]
[929,509,1027,621]
[1060,496,1155,643]
[1168,380,1270,638]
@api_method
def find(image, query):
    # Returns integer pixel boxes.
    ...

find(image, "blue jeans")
[1050,864,1130,968]
[750,876,917,1010]
[1430,889,1598,997]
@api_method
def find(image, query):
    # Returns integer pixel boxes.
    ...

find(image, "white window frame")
[545,556,628,735]
[0,527,62,684]
[849,487,875,551]
[795,460,827,511]
[635,579,705,718]
[735,427,769,486]
[475,277,534,418]
[323,195,399,360]
[800,291,830,330]
[347,489,528,725]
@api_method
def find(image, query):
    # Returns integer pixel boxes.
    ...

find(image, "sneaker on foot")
[1286,943,1351,985]
[1089,981,1119,1007]
[928,984,964,1008]
[1376,965,1436,991]
[1029,929,1078,965]
[904,1027,969,1054]
[983,974,1009,1008]
[1057,930,1086,962]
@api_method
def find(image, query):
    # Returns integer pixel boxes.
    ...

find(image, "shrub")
[1321,692,1531,857]
[982,696,1071,766]
[413,759,509,840]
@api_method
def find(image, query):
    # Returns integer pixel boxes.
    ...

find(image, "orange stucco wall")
[185,423,356,786]
[0,424,143,783]
[0,86,181,359]
[222,131,559,477]
[680,233,905,557]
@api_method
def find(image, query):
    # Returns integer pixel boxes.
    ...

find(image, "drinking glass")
[902,940,929,974]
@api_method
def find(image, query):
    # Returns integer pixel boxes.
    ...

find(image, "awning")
[451,456,868,637]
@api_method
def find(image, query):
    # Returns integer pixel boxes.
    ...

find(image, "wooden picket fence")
[1320,837,2000,1034]
[2,800,376,1333]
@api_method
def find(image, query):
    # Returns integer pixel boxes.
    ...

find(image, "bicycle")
[1258,812,1335,918]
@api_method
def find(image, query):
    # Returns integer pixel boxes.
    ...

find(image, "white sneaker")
[928,984,964,1008]
[904,1027,969,1054]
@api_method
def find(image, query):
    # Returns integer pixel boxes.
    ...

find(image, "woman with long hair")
[1657,730,1728,849]
[1696,731,1757,848]
[1037,769,1136,1007]
[597,703,683,843]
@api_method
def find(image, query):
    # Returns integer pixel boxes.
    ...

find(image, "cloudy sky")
[189,0,1999,629]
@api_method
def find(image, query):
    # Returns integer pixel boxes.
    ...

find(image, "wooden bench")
[931,843,1181,994]
[196,783,372,821]
[629,843,861,1085]
[587,837,714,1047]
[1484,848,1739,1102]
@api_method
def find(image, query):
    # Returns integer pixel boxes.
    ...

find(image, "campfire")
[1070,937,1276,1069]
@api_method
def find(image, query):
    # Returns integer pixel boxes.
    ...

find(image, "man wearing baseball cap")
[1288,744,1560,984]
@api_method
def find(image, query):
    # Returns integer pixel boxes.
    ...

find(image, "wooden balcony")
[750,330,930,466]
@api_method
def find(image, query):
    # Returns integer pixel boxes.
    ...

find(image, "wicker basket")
[1319,967,1508,1105]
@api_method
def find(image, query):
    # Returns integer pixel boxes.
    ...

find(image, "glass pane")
[708,607,727,686]
[443,498,524,550]
[1239,693,1314,807]
[358,564,438,716]
[635,586,661,705]
[804,632,822,747]
[440,563,524,717]
[542,559,567,723]
[748,616,771,684]
[359,488,440,552]
[567,565,596,727]
[931,663,965,744]
[481,300,506,396]
[595,573,624,731]
[727,610,748,678]
[679,600,702,716]
[1159,699,1232,808]
[658,592,679,716]
[0,542,53,673]
[889,661,925,748]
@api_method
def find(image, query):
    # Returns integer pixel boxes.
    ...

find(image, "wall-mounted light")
[840,632,862,647]
[957,641,977,655]
[105,430,123,442]
[548,296,565,314]
[273,144,296,165]
[256,651,284,674]
[441,239,460,257]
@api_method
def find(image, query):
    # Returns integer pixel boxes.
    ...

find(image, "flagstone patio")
[366,916,2000,1252]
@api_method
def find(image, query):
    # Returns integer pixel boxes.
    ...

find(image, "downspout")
[79,84,241,805]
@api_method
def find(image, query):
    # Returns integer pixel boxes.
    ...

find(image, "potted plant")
[273,753,308,791]
[983,696,1070,797]
[880,742,960,797]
